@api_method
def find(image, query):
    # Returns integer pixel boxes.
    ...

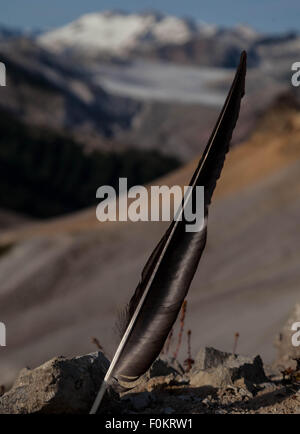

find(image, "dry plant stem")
[187,330,192,360]
[164,329,173,356]
[187,329,192,371]
[184,329,194,372]
[91,337,104,352]
[173,300,187,359]
[233,332,240,356]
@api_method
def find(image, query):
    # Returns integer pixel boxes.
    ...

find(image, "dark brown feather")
[113,51,247,382]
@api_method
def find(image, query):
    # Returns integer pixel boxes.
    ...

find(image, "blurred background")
[0,1,300,387]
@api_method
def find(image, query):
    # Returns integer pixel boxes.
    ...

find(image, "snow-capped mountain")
[37,10,215,56]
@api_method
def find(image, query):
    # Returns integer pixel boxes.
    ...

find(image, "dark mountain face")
[0,37,141,147]
[131,29,300,69]
[0,106,180,219]
[0,37,181,220]
[133,32,260,68]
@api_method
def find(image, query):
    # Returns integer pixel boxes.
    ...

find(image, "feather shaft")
[90,51,247,414]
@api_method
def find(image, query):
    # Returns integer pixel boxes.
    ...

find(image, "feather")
[90,51,247,414]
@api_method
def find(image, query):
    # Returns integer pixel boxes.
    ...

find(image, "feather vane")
[90,51,247,414]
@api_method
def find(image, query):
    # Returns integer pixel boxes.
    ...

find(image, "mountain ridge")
[37,10,217,56]
[35,10,300,71]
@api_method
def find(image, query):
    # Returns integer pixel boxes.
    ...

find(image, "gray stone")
[190,365,232,389]
[191,347,232,372]
[190,347,268,390]
[164,407,175,414]
[122,391,152,411]
[0,352,110,414]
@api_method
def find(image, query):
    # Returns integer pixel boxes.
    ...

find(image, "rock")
[190,365,231,389]
[275,303,300,368]
[190,347,268,391]
[191,347,232,372]
[234,381,253,399]
[0,352,110,414]
[145,374,178,392]
[164,407,175,414]
[202,397,211,406]
[178,395,190,401]
[149,357,184,378]
[122,392,152,411]
[256,382,277,396]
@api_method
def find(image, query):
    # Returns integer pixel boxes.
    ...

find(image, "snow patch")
[38,11,199,55]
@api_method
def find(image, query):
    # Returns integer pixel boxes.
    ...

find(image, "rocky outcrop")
[189,347,267,391]
[0,346,299,414]
[0,352,110,414]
